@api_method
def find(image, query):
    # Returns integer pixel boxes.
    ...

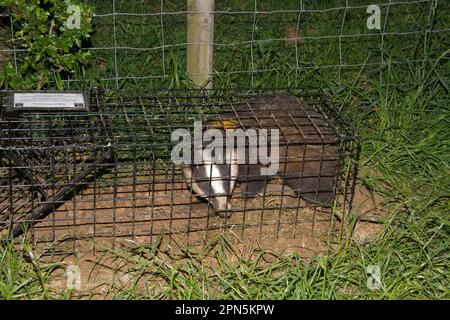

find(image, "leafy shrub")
[0,0,94,89]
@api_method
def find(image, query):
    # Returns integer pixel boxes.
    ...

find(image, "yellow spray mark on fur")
[206,119,240,129]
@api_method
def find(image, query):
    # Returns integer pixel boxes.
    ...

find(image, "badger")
[182,120,239,218]
[183,94,338,218]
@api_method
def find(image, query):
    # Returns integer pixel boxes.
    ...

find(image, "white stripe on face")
[203,147,232,210]
[205,163,226,196]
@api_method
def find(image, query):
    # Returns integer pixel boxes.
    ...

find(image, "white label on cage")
[13,92,86,110]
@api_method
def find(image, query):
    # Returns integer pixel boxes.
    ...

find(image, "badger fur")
[183,143,238,218]
[183,94,338,218]
[234,94,338,207]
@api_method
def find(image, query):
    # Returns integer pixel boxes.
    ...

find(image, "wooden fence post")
[186,0,214,89]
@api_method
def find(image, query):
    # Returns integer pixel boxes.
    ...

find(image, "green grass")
[0,240,63,299]
[1,61,447,299]
[96,204,448,300]
[0,0,449,299]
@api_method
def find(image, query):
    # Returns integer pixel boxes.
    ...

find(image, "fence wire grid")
[0,0,449,89]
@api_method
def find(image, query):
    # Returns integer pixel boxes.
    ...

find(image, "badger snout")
[209,195,233,218]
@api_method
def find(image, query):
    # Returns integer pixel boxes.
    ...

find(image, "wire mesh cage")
[0,88,359,253]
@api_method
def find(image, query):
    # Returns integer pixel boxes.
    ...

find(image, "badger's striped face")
[184,147,238,218]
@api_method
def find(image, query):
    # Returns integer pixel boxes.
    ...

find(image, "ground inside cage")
[18,173,338,256]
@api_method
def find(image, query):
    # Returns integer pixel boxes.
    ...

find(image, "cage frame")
[0,87,360,253]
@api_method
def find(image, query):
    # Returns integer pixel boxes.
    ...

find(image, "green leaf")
[1,0,94,89]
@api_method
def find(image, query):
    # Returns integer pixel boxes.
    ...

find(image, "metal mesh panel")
[0,88,359,253]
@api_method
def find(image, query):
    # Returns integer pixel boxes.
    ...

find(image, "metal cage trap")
[0,88,359,253]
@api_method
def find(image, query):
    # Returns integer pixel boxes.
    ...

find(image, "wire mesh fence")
[1,0,448,89]
[0,88,358,253]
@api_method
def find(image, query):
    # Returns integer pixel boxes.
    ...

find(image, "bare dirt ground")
[21,177,388,298]
[350,186,387,244]
[29,174,337,254]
